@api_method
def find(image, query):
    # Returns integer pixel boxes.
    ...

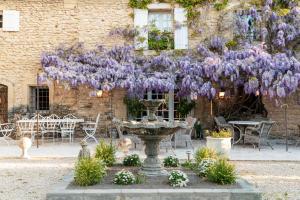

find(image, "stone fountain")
[115,99,187,176]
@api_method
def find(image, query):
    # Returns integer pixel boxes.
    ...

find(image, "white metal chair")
[63,114,77,119]
[245,121,275,150]
[60,119,76,143]
[82,113,100,143]
[0,123,14,145]
[31,114,45,138]
[17,120,35,141]
[174,117,197,150]
[41,114,60,143]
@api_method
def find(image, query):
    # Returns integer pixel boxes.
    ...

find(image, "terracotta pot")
[206,136,231,155]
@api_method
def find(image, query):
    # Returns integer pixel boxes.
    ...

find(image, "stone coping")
[46,173,262,200]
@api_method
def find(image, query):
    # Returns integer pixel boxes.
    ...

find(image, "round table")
[228,121,260,144]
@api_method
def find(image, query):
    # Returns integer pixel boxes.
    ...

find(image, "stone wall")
[0,0,299,137]
[263,94,300,137]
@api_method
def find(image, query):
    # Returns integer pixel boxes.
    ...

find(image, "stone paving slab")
[46,173,261,200]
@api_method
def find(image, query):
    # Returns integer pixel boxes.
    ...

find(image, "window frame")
[0,11,3,29]
[29,86,50,112]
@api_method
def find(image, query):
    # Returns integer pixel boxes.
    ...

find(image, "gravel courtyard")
[0,158,299,200]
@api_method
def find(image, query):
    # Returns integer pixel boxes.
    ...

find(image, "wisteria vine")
[40,0,300,101]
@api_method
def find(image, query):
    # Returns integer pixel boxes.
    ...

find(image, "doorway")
[0,84,8,123]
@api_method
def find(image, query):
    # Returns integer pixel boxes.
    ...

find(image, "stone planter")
[206,136,232,155]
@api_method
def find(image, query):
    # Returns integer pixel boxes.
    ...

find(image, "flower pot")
[206,136,231,155]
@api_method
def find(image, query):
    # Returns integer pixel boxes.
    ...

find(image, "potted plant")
[206,130,232,155]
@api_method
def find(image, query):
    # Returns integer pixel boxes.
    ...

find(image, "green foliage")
[148,26,174,51]
[123,154,142,167]
[163,155,180,167]
[207,159,236,185]
[124,96,145,118]
[128,0,153,9]
[195,147,218,164]
[210,129,232,138]
[175,0,214,7]
[214,0,228,11]
[177,99,195,117]
[181,160,198,170]
[74,158,107,186]
[95,140,116,167]
[135,173,146,184]
[249,0,264,7]
[225,40,238,50]
[113,170,136,185]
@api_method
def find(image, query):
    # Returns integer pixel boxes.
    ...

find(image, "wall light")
[96,90,103,97]
[218,91,225,99]
[255,90,260,96]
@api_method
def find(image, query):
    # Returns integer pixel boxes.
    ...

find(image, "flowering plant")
[40,1,300,103]
[123,154,142,167]
[113,170,136,185]
[163,155,180,167]
[197,158,216,177]
[168,170,189,187]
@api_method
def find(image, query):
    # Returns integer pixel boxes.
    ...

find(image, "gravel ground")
[0,159,299,200]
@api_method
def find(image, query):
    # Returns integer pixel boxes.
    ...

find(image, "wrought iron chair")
[160,134,175,154]
[174,117,197,150]
[41,114,60,143]
[214,116,234,134]
[245,121,275,150]
[82,113,100,143]
[17,120,35,141]
[0,123,14,145]
[60,119,76,143]
[31,114,45,138]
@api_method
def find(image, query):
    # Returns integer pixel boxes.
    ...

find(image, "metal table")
[228,121,260,144]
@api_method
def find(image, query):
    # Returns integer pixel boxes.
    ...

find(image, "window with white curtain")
[148,11,173,32]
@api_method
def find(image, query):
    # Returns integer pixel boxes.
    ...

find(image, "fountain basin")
[114,99,188,176]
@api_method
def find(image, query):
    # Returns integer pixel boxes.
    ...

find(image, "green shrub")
[181,160,197,170]
[74,158,107,186]
[163,155,180,167]
[207,159,236,185]
[95,140,116,167]
[123,154,142,167]
[113,170,136,185]
[195,147,218,164]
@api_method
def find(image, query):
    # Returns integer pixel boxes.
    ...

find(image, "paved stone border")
[47,173,261,200]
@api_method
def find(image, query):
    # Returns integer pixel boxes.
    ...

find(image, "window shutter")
[174,8,188,49]
[134,9,148,50]
[3,10,20,32]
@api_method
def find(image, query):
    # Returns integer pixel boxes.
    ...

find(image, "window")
[148,11,174,51]
[0,11,3,28]
[135,91,185,121]
[148,12,173,32]
[134,6,188,50]
[30,86,49,111]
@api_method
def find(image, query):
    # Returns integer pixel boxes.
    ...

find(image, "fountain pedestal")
[139,135,167,176]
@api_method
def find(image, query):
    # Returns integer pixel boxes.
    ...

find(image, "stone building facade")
[0,0,299,136]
